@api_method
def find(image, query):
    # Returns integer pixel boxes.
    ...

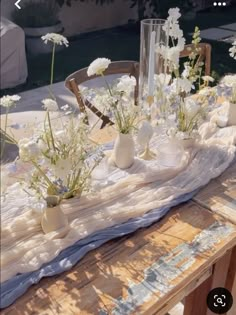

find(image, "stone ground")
[193,22,236,42]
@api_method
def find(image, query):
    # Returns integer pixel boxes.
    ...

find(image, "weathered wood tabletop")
[1,129,236,315]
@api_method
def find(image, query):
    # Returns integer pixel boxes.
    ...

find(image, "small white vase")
[41,205,69,237]
[181,138,196,149]
[228,102,236,126]
[113,133,135,169]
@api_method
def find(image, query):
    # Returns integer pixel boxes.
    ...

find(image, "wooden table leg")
[184,249,232,315]
[183,274,212,315]
[226,246,236,315]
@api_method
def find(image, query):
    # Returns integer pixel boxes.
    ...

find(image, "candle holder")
[137,121,156,160]
[139,19,167,108]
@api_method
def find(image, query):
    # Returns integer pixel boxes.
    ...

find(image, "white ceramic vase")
[228,102,236,126]
[113,133,135,169]
[41,204,69,237]
[181,138,196,149]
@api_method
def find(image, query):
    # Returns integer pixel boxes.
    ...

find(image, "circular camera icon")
[207,287,233,314]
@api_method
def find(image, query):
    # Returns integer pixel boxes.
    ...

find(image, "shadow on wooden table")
[0,132,19,164]
[3,228,168,314]
[2,155,235,314]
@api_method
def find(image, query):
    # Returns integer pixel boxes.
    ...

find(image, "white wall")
[1,0,138,36]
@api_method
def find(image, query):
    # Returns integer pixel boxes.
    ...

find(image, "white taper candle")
[147,30,156,97]
[164,22,170,74]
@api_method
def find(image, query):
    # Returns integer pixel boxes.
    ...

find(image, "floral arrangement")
[85,59,139,134]
[146,8,217,141]
[1,33,103,205]
[214,43,236,107]
[1,8,236,199]
[217,75,236,104]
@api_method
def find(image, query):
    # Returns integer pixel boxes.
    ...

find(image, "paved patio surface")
[199,28,235,41]
[220,22,236,31]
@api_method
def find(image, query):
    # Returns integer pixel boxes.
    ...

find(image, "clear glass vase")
[139,19,167,107]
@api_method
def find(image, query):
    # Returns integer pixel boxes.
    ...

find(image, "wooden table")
[1,132,236,315]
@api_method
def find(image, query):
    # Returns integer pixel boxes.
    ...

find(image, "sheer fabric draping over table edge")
[1,115,236,308]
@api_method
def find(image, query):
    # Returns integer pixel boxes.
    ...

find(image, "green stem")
[49,43,56,100]
[101,73,113,96]
[31,160,57,190]
[47,111,56,151]
[0,128,17,145]
[69,168,82,191]
[1,108,9,159]
[186,111,200,132]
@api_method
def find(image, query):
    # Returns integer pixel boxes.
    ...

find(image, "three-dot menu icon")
[213,2,227,5]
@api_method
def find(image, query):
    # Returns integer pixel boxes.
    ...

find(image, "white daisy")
[87,58,111,76]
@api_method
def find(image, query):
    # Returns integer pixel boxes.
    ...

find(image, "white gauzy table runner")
[1,117,236,283]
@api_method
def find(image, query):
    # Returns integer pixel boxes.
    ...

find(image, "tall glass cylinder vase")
[139,19,167,108]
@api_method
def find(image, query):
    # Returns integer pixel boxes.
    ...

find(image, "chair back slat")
[66,61,139,86]
[180,43,212,76]
[68,77,114,127]
[65,61,139,128]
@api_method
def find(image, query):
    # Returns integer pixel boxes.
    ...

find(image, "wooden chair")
[180,43,212,76]
[65,60,139,129]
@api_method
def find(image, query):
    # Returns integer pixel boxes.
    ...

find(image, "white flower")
[177,35,186,51]
[0,95,21,108]
[54,130,70,145]
[61,104,73,115]
[155,73,171,87]
[52,158,72,184]
[171,78,192,94]
[38,139,48,152]
[183,98,200,118]
[221,74,236,86]
[202,75,215,83]
[170,23,183,40]
[167,46,180,68]
[42,99,59,111]
[61,104,70,111]
[168,8,181,21]
[229,40,236,60]
[61,104,69,111]
[117,75,136,94]
[182,64,191,79]
[163,7,185,48]
[157,44,183,70]
[161,7,185,76]
[87,58,111,76]
[11,95,21,101]
[19,138,40,161]
[41,33,69,47]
